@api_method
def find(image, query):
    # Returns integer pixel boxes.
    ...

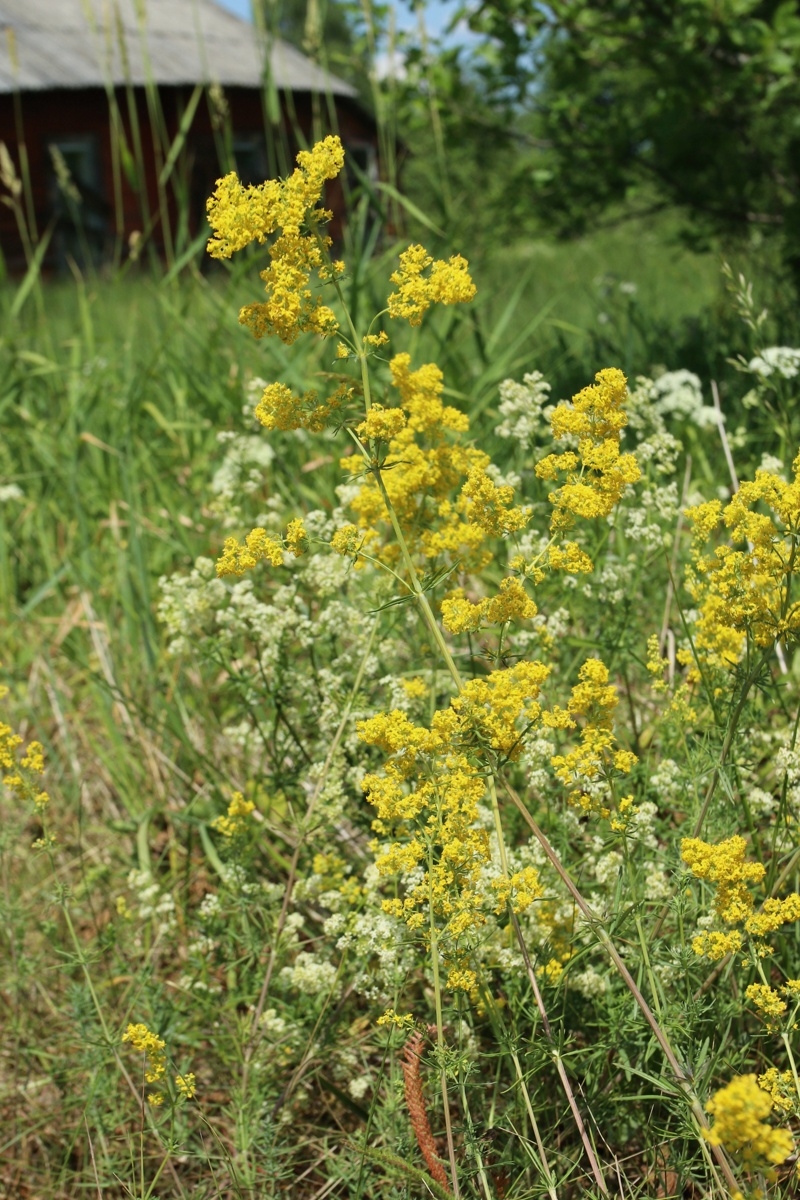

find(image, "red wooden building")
[0,0,377,269]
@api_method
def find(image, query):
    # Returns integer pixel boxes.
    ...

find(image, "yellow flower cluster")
[122,1022,167,1104]
[358,662,550,988]
[216,519,307,577]
[548,658,638,817]
[1,681,50,816]
[440,577,537,635]
[683,454,800,672]
[175,1073,197,1100]
[535,368,641,534]
[461,468,530,538]
[255,380,353,433]
[490,866,544,915]
[339,353,531,573]
[745,982,787,1027]
[645,633,669,692]
[682,835,800,961]
[386,244,476,327]
[452,661,551,759]
[207,136,345,344]
[123,1023,197,1105]
[758,1068,799,1116]
[376,1008,416,1030]
[546,541,595,575]
[212,792,256,838]
[330,523,364,561]
[357,404,408,442]
[704,1074,793,1167]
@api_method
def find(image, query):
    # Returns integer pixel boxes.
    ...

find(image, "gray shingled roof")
[0,0,357,96]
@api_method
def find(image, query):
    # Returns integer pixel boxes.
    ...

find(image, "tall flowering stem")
[204,137,743,1196]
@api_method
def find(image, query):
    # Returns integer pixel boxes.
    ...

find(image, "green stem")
[501,779,742,1197]
[429,843,460,1199]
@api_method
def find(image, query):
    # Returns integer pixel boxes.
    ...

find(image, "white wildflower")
[281,952,338,996]
[759,454,785,476]
[652,370,720,429]
[348,1075,371,1101]
[495,370,552,450]
[571,966,607,998]
[748,347,800,380]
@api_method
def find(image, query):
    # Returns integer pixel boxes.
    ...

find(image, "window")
[47,135,107,267]
[232,136,267,187]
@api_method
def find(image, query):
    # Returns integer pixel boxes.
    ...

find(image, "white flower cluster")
[519,732,557,792]
[570,965,608,998]
[748,347,800,380]
[759,454,785,476]
[126,867,176,929]
[651,370,721,430]
[280,951,339,997]
[0,483,23,503]
[157,556,226,657]
[333,910,405,1000]
[211,433,275,508]
[581,559,634,604]
[494,370,553,450]
[774,747,800,816]
[748,787,776,819]
[648,757,683,803]
[626,800,659,850]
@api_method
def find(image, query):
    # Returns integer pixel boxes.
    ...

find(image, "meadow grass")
[3,192,800,1200]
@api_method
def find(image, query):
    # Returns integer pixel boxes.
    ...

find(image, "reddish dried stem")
[401,1030,453,1194]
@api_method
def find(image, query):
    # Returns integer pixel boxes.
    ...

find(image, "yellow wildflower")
[536,368,641,532]
[645,633,669,692]
[441,578,537,635]
[461,469,529,538]
[376,1009,415,1030]
[357,404,408,442]
[691,930,744,960]
[216,528,284,577]
[758,1068,798,1116]
[255,379,352,432]
[490,866,544,914]
[681,836,764,925]
[284,517,308,557]
[122,1023,166,1085]
[212,792,256,837]
[175,1073,197,1100]
[705,1075,793,1167]
[684,455,800,671]
[330,524,364,560]
[206,135,345,345]
[746,983,787,1028]
[1,705,50,813]
[401,677,428,700]
[541,958,564,985]
[446,967,477,992]
[550,658,637,815]
[387,244,476,327]
[548,541,595,574]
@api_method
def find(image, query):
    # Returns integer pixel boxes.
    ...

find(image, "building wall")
[0,84,377,272]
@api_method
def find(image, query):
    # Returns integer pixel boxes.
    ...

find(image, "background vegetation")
[3,2,800,1198]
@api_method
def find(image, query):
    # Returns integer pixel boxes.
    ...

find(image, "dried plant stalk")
[401,1029,452,1194]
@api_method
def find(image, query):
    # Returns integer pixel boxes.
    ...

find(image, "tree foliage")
[459,0,800,272]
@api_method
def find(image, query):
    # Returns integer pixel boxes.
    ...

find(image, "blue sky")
[214,0,461,39]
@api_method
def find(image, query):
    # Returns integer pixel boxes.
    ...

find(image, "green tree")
[457,0,800,276]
